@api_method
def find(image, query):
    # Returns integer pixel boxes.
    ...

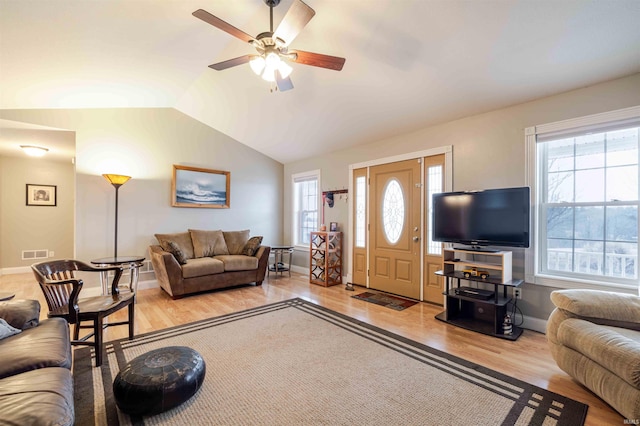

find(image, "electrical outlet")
[49,251,55,258]
[513,288,522,299]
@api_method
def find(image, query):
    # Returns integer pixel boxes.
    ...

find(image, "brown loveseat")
[150,229,270,299]
[0,299,74,425]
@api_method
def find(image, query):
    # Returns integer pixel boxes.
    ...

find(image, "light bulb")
[261,67,276,82]
[265,52,280,68]
[261,53,280,82]
[278,61,293,79]
[249,56,265,75]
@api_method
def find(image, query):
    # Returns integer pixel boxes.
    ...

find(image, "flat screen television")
[432,186,530,249]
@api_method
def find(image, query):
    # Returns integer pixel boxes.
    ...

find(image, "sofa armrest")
[550,289,640,330]
[254,245,271,284]
[0,299,41,330]
[149,245,185,296]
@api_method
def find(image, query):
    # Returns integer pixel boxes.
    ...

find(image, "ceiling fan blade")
[193,9,254,44]
[273,0,315,47]
[209,55,253,71]
[276,70,294,92]
[290,50,345,71]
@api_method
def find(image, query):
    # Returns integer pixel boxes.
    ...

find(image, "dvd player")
[454,286,495,300]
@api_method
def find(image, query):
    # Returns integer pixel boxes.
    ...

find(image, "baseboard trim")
[290,265,307,275]
[0,266,31,275]
[521,315,547,334]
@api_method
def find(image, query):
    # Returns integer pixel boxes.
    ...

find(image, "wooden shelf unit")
[443,247,512,283]
[309,231,342,287]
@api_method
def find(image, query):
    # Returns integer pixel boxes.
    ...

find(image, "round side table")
[91,256,145,296]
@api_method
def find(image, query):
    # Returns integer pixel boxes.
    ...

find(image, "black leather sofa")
[0,299,74,425]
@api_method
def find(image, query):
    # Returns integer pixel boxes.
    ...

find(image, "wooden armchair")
[31,259,135,367]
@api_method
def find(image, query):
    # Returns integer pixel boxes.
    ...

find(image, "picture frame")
[171,165,230,209]
[26,184,57,206]
[330,222,338,232]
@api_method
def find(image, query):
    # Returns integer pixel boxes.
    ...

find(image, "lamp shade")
[102,174,131,187]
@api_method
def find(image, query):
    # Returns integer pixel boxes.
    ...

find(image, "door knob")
[413,236,419,242]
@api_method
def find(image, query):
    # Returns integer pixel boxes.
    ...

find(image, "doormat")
[352,291,418,311]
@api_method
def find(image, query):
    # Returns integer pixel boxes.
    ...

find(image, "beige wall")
[284,72,640,323]
[0,155,75,270]
[0,108,283,288]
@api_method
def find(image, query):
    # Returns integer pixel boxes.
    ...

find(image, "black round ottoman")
[113,346,206,416]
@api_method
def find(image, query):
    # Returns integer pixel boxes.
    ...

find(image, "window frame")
[291,169,321,249]
[525,105,640,292]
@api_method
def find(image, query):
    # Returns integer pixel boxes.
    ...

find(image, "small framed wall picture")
[330,222,338,232]
[26,184,57,206]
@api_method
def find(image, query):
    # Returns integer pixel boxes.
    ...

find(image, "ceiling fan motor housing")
[264,0,281,7]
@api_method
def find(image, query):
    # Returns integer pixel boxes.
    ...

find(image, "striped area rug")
[73,298,587,425]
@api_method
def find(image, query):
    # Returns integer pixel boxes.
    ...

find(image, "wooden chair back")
[32,259,122,324]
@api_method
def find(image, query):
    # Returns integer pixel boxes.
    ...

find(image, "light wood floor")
[1,271,622,425]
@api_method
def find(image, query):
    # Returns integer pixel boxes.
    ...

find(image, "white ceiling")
[1,0,640,164]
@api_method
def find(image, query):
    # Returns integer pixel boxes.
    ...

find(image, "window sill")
[526,273,638,295]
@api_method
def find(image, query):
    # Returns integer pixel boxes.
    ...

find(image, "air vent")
[22,249,49,260]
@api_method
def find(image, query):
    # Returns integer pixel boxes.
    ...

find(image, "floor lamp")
[103,174,131,259]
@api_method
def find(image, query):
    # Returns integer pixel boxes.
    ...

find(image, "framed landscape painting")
[172,165,230,208]
[26,184,57,206]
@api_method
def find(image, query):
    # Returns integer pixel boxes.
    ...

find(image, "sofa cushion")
[0,318,72,379]
[166,241,188,265]
[0,367,74,426]
[242,236,263,256]
[182,257,225,279]
[223,230,250,255]
[155,232,195,260]
[551,289,640,330]
[215,255,259,272]
[557,318,640,388]
[189,229,229,257]
[0,299,40,330]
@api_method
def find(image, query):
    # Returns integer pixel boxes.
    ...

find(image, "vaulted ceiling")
[1,0,640,164]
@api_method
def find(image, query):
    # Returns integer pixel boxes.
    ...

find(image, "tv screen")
[432,187,530,248]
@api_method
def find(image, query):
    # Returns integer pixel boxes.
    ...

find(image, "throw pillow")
[0,299,40,330]
[155,232,195,260]
[242,236,263,256]
[167,241,188,265]
[223,230,251,255]
[189,229,229,257]
[0,318,21,340]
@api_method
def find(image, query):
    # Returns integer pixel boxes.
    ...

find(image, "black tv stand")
[435,248,522,340]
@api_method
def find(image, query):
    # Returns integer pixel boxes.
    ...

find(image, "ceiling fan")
[193,0,346,92]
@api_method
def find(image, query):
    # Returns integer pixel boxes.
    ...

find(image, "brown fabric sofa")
[547,289,640,420]
[0,299,74,425]
[150,229,271,299]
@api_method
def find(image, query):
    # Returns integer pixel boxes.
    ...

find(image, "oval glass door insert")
[382,178,404,244]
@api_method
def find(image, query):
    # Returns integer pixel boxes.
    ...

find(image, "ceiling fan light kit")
[193,0,345,92]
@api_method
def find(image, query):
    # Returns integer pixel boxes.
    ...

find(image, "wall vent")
[22,249,49,260]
